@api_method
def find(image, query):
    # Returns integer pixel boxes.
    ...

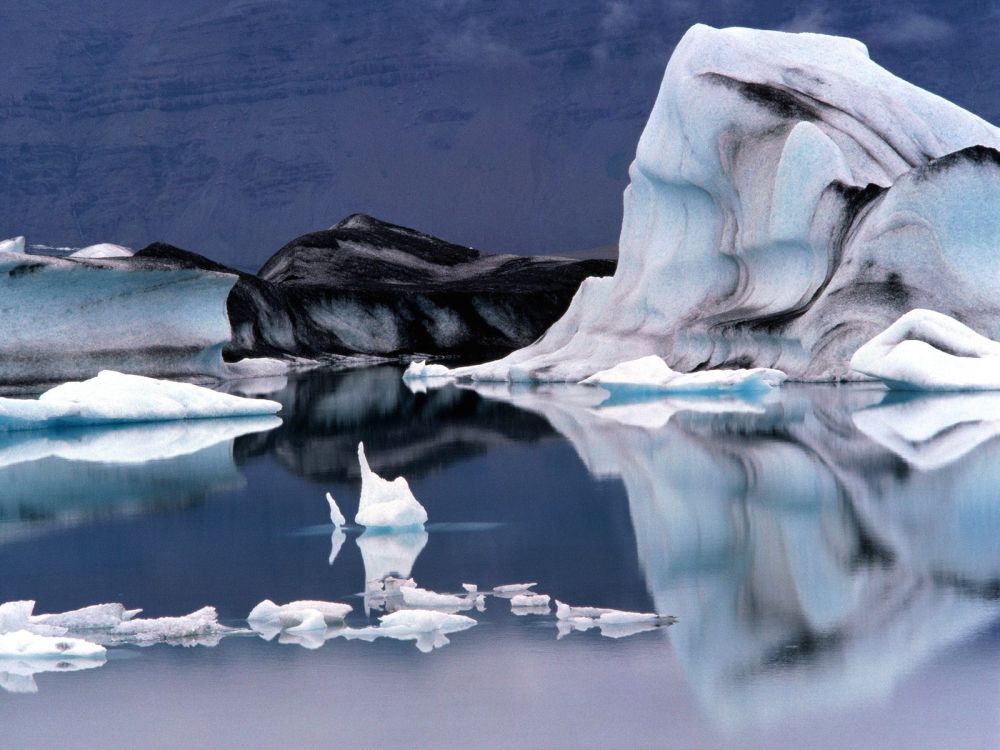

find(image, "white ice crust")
[68,243,134,259]
[850,309,1000,391]
[450,25,1000,384]
[0,371,281,431]
[581,355,785,394]
[354,442,428,529]
[0,236,26,254]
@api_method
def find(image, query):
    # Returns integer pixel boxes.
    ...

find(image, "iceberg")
[0,250,238,384]
[491,582,537,596]
[580,355,785,394]
[402,361,455,381]
[32,603,143,630]
[451,25,1000,384]
[850,309,1000,391]
[354,442,428,529]
[0,371,281,432]
[399,587,467,610]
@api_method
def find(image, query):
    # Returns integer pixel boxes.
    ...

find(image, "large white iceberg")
[354,442,428,529]
[450,25,1000,384]
[850,309,1000,391]
[0,370,281,431]
[581,355,785,394]
[248,599,352,640]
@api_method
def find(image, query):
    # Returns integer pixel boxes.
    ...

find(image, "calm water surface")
[0,366,998,749]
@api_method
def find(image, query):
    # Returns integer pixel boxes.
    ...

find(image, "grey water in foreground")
[0,366,997,749]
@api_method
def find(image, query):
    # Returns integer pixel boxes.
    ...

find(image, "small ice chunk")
[32,603,141,630]
[596,610,667,625]
[850,309,1000,390]
[400,587,466,609]
[402,361,454,380]
[461,583,478,593]
[0,371,281,432]
[0,629,106,660]
[325,492,346,526]
[510,594,550,609]
[492,582,537,595]
[248,600,352,630]
[581,355,785,394]
[107,606,231,644]
[554,600,617,620]
[354,442,428,529]
[338,608,477,653]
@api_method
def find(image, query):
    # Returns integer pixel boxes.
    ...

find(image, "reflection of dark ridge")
[234,366,558,482]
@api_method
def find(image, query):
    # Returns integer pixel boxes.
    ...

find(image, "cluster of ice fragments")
[0,371,281,431]
[0,599,235,692]
[405,356,786,396]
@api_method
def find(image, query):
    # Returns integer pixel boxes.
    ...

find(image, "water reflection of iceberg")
[0,656,106,694]
[0,417,281,541]
[469,383,1000,728]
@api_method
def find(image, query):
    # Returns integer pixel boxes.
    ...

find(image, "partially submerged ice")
[850,309,1000,391]
[354,442,428,529]
[0,370,281,431]
[450,25,1000,383]
[248,600,352,639]
[581,355,785,394]
[341,609,476,653]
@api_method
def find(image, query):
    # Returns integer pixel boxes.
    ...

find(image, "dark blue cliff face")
[0,1,996,267]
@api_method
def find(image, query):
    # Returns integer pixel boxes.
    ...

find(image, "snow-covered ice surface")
[67,243,133,259]
[0,249,237,384]
[452,25,1000,384]
[353,442,428,529]
[0,236,26,254]
[0,371,281,431]
[581,355,785,394]
[850,309,1000,391]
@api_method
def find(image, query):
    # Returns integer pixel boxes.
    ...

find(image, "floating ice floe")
[32,603,143,630]
[248,599,352,640]
[354,442,428,529]
[553,600,676,636]
[0,630,106,661]
[100,606,234,646]
[581,356,785,395]
[0,236,26,254]
[510,593,550,610]
[850,309,1000,391]
[0,371,282,432]
[340,609,477,653]
[67,243,133,259]
[491,582,537,598]
[400,587,465,609]
[402,361,455,380]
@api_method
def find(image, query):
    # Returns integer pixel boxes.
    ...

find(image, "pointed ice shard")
[325,492,346,526]
[354,442,428,529]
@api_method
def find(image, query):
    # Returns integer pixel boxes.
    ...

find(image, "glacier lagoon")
[0,366,998,748]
